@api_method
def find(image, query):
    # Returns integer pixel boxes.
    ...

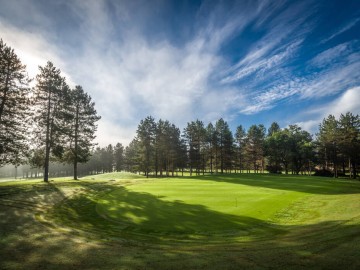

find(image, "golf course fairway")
[1,172,360,269]
[95,174,360,245]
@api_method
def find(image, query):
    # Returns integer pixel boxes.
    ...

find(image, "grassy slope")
[0,172,360,269]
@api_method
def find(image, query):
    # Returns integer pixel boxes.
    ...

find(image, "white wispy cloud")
[321,17,360,44]
[221,0,313,85]
[309,41,356,68]
[295,86,360,133]
[300,60,360,99]
[236,33,359,115]
[240,56,360,115]
[222,39,303,84]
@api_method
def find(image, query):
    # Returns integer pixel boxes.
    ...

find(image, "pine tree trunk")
[351,159,356,179]
[74,161,78,180]
[43,87,53,182]
[349,158,352,178]
[74,105,79,180]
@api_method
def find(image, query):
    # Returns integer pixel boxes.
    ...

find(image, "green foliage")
[114,142,125,171]
[183,119,206,175]
[32,61,70,181]
[136,116,156,177]
[266,125,315,175]
[62,85,101,179]
[0,39,31,166]
[234,125,246,172]
[215,118,233,173]
[245,124,266,173]
[317,113,359,178]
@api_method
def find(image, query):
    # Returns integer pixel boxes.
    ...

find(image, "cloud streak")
[321,17,360,44]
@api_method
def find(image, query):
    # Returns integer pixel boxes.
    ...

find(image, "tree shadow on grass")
[51,184,284,243]
[1,181,360,270]
[190,173,360,195]
[99,186,284,239]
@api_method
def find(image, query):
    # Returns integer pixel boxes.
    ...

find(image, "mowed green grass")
[96,174,360,244]
[97,178,296,240]
[1,172,360,269]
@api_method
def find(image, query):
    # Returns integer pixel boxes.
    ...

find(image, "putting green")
[96,177,308,241]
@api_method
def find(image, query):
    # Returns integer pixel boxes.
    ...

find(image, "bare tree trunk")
[44,95,51,182]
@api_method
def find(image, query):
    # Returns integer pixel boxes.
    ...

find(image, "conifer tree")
[137,116,156,177]
[235,125,246,173]
[317,115,340,176]
[114,142,125,172]
[205,123,217,174]
[338,112,359,179]
[64,85,100,179]
[183,120,206,175]
[215,118,233,173]
[33,61,69,182]
[0,39,31,166]
[246,125,266,173]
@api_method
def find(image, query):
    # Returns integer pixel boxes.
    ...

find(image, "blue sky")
[0,0,359,145]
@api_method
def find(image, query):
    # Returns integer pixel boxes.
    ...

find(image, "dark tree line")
[0,38,100,181]
[121,115,359,179]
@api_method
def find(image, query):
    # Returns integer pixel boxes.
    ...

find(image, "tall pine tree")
[64,85,100,180]
[137,116,156,177]
[33,61,69,182]
[0,39,31,166]
[114,142,125,172]
[338,113,359,179]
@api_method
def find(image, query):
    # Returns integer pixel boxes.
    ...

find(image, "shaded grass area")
[97,182,291,242]
[0,172,360,269]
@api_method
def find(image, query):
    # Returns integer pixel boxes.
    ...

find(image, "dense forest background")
[1,38,359,180]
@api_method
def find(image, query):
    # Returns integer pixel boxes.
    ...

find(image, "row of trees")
[0,38,100,181]
[3,111,357,180]
[122,114,359,178]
